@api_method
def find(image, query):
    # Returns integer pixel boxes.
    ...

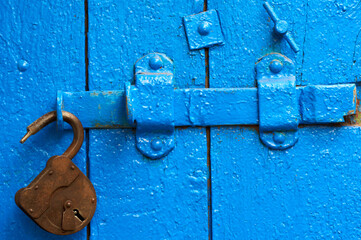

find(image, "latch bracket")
[256,53,299,149]
[125,53,175,159]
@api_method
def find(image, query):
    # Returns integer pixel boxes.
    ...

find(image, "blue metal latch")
[57,53,356,159]
[256,53,299,149]
[125,53,175,159]
[263,2,300,53]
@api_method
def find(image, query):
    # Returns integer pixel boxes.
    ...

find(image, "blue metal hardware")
[256,53,299,149]
[263,2,300,53]
[183,10,225,50]
[57,85,355,129]
[56,53,356,157]
[125,53,175,159]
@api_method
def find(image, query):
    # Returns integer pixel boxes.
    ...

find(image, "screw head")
[17,60,29,72]
[197,21,212,36]
[49,170,54,175]
[269,59,283,74]
[71,165,75,170]
[275,20,288,35]
[149,55,163,70]
[65,200,72,208]
[151,139,163,151]
[273,132,286,144]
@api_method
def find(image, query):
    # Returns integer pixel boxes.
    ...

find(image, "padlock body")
[15,155,96,235]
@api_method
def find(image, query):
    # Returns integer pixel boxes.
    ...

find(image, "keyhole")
[73,209,85,222]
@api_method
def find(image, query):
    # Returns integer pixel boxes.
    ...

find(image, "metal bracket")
[256,53,299,149]
[183,9,225,50]
[125,53,175,159]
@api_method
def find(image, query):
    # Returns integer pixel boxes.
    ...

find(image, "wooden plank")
[89,128,207,239]
[87,0,208,238]
[211,126,361,238]
[301,1,361,85]
[0,0,86,239]
[208,0,361,238]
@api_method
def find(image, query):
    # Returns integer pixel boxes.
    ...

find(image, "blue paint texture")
[212,127,361,239]
[89,129,207,239]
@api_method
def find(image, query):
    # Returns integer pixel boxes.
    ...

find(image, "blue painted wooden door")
[1,0,361,239]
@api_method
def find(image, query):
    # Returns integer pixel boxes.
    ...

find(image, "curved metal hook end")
[20,132,32,144]
[19,111,84,160]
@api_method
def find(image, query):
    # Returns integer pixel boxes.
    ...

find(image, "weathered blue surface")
[183,10,225,50]
[88,0,208,239]
[0,0,86,239]
[212,126,361,239]
[89,128,207,239]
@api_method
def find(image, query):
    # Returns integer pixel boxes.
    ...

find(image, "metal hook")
[20,111,84,160]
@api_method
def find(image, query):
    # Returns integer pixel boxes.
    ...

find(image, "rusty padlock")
[15,111,96,235]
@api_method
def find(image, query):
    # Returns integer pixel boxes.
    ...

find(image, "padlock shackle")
[20,111,84,160]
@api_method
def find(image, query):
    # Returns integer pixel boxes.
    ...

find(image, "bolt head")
[149,55,163,70]
[197,21,212,36]
[65,200,72,208]
[273,132,286,144]
[269,59,283,74]
[151,139,163,151]
[275,20,288,35]
[17,60,29,72]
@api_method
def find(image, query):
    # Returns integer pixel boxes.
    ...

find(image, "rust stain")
[344,98,361,126]
[101,91,114,95]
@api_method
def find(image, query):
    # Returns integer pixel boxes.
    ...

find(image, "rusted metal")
[15,111,96,235]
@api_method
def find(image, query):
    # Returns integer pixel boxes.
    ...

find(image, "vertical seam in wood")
[300,0,309,85]
[204,1,212,239]
[85,0,90,239]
